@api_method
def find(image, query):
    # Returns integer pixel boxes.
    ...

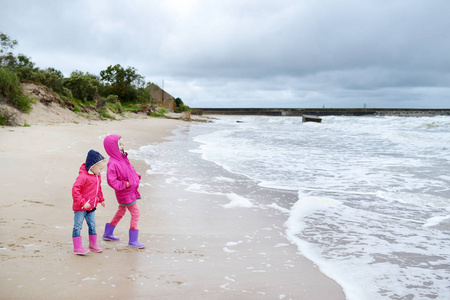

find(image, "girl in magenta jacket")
[102,134,145,248]
[72,150,106,255]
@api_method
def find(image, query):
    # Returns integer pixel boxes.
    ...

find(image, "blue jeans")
[72,209,97,237]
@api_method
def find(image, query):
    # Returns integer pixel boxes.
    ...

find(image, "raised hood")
[103,134,122,160]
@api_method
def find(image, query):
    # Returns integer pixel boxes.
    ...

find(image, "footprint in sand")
[23,199,55,207]
[116,248,133,253]
[173,249,205,257]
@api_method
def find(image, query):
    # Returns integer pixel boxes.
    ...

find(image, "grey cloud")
[1,0,449,108]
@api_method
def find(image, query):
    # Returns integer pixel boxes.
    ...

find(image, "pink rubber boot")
[89,235,103,253]
[73,236,90,255]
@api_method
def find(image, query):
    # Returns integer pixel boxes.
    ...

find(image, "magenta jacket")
[72,163,105,211]
[103,134,141,205]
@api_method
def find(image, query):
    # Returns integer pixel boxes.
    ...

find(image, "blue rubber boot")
[103,223,120,241]
[128,230,145,248]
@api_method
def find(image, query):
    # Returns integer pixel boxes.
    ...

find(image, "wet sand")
[0,117,344,299]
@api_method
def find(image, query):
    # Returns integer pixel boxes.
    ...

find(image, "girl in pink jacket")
[102,134,145,248]
[71,150,106,255]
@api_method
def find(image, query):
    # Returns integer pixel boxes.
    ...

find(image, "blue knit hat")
[85,150,105,171]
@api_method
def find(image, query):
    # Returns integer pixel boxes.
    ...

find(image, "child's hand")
[126,181,130,188]
[101,202,105,208]
[83,202,91,210]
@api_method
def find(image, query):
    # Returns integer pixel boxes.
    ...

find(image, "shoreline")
[0,117,345,299]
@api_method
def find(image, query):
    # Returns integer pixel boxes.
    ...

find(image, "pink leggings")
[110,203,140,231]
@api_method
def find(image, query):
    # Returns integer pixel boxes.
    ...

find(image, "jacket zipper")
[94,175,99,207]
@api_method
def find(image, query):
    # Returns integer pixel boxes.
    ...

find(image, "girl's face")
[90,160,106,175]
[118,138,125,154]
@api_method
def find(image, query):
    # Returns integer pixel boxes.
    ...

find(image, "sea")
[130,115,450,299]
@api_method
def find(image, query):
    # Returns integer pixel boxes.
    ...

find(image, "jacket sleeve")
[130,164,141,180]
[72,176,88,209]
[107,163,127,191]
[97,175,105,203]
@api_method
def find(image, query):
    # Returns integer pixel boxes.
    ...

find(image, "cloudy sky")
[1,0,450,108]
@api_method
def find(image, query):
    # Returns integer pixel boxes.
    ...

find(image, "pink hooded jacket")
[103,134,141,205]
[72,163,105,211]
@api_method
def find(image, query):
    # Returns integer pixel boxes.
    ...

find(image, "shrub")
[191,109,203,116]
[149,107,167,118]
[0,107,17,126]
[175,97,184,107]
[0,68,33,113]
[98,108,115,119]
[96,97,106,109]
[73,104,81,113]
[39,68,64,94]
[136,87,151,103]
[122,103,141,112]
[64,71,99,102]
[106,94,119,103]
[175,104,191,112]
[11,54,41,82]
[105,94,123,113]
[62,87,73,99]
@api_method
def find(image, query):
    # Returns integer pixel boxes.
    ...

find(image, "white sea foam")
[222,194,253,208]
[191,116,450,299]
[185,183,254,209]
[223,247,237,253]
[423,214,450,227]
[274,243,289,248]
[226,241,243,246]
[131,115,450,299]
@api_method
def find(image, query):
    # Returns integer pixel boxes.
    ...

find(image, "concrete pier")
[194,108,450,117]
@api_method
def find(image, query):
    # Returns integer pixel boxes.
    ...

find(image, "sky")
[1,0,450,108]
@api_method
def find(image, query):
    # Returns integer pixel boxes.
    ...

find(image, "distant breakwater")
[195,108,450,117]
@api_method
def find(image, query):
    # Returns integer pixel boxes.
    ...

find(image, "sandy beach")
[0,116,345,299]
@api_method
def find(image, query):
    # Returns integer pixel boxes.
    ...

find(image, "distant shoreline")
[195,108,450,117]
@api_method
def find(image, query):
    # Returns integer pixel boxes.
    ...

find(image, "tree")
[0,33,37,78]
[175,97,184,107]
[12,54,40,81]
[39,67,65,94]
[1,33,64,95]
[64,70,99,102]
[99,64,144,102]
[0,32,18,68]
[46,67,64,78]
